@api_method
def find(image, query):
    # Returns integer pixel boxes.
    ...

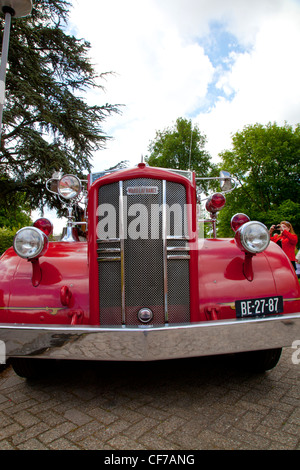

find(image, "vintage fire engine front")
[92,164,193,327]
[0,163,300,378]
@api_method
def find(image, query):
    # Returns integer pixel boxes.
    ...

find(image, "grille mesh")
[97,178,190,325]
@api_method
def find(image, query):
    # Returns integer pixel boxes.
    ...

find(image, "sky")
[68,0,300,172]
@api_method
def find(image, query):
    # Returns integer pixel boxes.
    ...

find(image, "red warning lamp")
[33,218,53,237]
[230,213,250,232]
[205,193,226,213]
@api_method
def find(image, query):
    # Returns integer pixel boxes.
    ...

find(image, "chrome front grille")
[97,178,190,325]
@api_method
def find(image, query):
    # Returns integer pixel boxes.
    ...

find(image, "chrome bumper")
[1,313,300,362]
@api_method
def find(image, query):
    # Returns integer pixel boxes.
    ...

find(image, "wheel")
[10,358,49,379]
[238,348,282,372]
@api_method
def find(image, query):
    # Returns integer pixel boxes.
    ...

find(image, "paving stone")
[0,439,15,450]
[48,437,82,450]
[11,422,50,446]
[64,408,93,426]
[107,434,146,450]
[66,421,104,443]
[16,437,49,450]
[0,347,299,450]
[11,410,40,428]
[38,422,78,444]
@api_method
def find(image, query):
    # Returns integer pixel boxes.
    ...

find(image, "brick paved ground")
[0,346,299,450]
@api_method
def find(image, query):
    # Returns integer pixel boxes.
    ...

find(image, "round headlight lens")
[58,175,81,199]
[235,221,270,254]
[13,227,49,260]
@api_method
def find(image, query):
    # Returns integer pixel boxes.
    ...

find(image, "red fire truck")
[0,163,299,378]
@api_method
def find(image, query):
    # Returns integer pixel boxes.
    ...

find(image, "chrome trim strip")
[97,239,120,243]
[97,248,121,253]
[162,180,168,323]
[167,246,190,251]
[97,257,121,262]
[167,235,191,240]
[167,255,190,260]
[1,313,300,361]
[119,181,126,325]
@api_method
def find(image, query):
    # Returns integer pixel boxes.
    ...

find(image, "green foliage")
[0,0,119,212]
[0,189,31,229]
[146,118,215,186]
[0,227,15,255]
[217,122,300,238]
[0,191,31,254]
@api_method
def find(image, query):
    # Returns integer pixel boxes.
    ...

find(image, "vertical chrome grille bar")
[119,181,126,325]
[162,180,168,323]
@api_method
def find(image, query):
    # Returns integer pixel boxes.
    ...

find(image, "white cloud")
[70,0,215,169]
[155,0,285,46]
[68,0,300,170]
[196,1,300,158]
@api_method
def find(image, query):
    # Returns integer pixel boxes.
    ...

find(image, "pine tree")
[0,0,119,213]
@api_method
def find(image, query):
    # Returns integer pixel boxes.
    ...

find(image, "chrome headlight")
[13,227,49,260]
[235,221,270,254]
[58,175,81,199]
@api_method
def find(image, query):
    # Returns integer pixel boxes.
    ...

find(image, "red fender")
[0,242,89,325]
[197,239,300,321]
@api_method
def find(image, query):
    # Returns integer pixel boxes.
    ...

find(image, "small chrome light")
[138,308,153,323]
[235,221,270,254]
[58,175,81,199]
[13,227,49,260]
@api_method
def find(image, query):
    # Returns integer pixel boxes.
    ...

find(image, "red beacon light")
[33,218,53,237]
[205,193,226,213]
[230,213,250,232]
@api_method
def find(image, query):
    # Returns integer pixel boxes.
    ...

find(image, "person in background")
[296,261,300,279]
[296,249,300,279]
[269,221,298,271]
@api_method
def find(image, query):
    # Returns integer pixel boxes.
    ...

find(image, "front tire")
[10,358,50,379]
[238,348,282,372]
